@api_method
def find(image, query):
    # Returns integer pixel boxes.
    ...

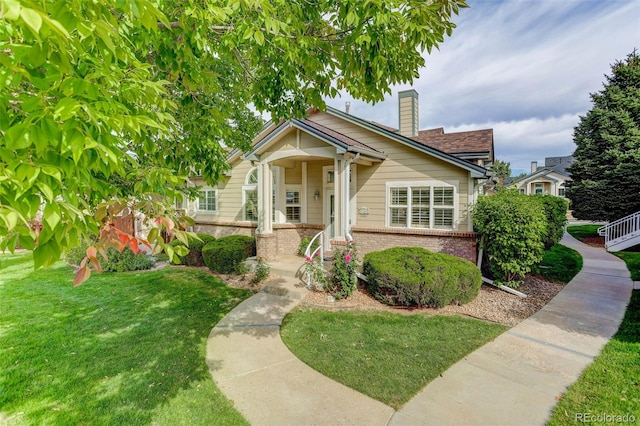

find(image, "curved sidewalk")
[206,234,634,425]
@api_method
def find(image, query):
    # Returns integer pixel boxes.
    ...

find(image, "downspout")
[343,153,360,236]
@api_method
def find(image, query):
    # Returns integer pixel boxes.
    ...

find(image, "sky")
[325,0,640,176]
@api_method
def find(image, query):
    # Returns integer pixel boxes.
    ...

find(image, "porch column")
[333,157,344,241]
[258,161,272,233]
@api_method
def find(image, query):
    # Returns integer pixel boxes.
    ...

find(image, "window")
[519,188,525,194]
[389,187,408,227]
[558,184,566,197]
[387,183,456,230]
[534,183,544,194]
[433,187,454,228]
[243,168,259,221]
[198,189,217,212]
[285,188,301,223]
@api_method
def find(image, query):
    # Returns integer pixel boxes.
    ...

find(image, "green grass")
[0,253,251,425]
[280,309,507,409]
[547,290,640,425]
[566,224,601,239]
[614,251,640,281]
[535,244,583,283]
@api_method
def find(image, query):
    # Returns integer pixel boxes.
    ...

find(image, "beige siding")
[306,162,327,225]
[284,161,302,185]
[190,159,254,223]
[309,112,471,230]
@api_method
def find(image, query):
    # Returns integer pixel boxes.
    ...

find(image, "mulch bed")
[301,274,564,327]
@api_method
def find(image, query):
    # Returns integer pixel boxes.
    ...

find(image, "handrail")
[598,211,640,249]
[304,231,324,288]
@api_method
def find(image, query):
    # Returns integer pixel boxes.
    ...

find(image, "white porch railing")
[304,231,324,288]
[598,211,640,252]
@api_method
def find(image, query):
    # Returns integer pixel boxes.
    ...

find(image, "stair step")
[261,282,307,300]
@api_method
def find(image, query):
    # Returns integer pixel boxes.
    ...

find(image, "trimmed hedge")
[169,233,216,266]
[535,194,569,249]
[65,241,155,272]
[362,247,481,308]
[472,189,547,285]
[202,235,256,274]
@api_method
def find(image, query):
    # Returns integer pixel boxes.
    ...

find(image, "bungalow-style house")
[184,90,494,264]
[508,156,573,198]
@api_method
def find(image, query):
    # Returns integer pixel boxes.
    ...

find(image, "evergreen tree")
[567,51,640,221]
[491,159,511,186]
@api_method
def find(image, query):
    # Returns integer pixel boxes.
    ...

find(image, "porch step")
[606,232,640,252]
[261,282,307,300]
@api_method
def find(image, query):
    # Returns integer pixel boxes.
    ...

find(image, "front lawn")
[535,244,583,283]
[566,224,601,239]
[0,253,251,425]
[547,290,640,425]
[280,309,507,409]
[614,252,640,281]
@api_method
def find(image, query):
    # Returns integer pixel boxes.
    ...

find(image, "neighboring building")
[182,90,493,263]
[508,156,573,197]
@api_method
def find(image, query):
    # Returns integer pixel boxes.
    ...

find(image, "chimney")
[398,89,419,137]
[345,101,350,114]
[531,161,538,173]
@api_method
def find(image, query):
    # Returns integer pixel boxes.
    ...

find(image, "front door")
[325,189,334,251]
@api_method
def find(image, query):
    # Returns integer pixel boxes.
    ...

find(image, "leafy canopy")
[0,0,467,281]
[567,50,640,221]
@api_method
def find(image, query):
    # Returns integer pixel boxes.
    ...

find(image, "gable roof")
[228,106,488,178]
[364,122,492,159]
[235,118,387,163]
[412,128,494,159]
[325,107,487,178]
[509,167,571,186]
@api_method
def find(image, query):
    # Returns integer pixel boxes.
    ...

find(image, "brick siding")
[351,226,478,264]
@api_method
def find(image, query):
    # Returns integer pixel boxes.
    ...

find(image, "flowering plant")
[304,252,327,290]
[329,238,358,299]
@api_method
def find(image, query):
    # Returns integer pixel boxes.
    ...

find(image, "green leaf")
[2,211,19,231]
[21,7,43,34]
[43,203,62,231]
[254,30,264,46]
[1,0,21,21]
[54,98,81,121]
[18,234,35,250]
[36,181,54,201]
[33,239,60,269]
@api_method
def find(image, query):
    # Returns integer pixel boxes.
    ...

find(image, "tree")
[491,159,511,186]
[567,51,640,221]
[0,0,468,282]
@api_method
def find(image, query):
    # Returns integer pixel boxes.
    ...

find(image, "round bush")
[169,233,216,266]
[362,247,481,308]
[202,235,256,274]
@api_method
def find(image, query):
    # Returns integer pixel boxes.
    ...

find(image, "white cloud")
[326,0,640,175]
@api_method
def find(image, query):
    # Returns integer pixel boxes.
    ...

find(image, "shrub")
[362,247,481,308]
[535,195,568,248]
[473,189,547,286]
[328,239,358,299]
[65,240,155,272]
[203,235,256,274]
[250,259,271,286]
[101,247,156,272]
[169,233,216,266]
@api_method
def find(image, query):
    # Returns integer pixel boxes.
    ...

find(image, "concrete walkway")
[206,234,634,425]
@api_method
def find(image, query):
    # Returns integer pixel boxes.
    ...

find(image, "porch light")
[314,190,320,200]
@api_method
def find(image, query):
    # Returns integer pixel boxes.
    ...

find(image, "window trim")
[284,185,302,224]
[242,167,259,221]
[197,187,218,213]
[385,181,458,230]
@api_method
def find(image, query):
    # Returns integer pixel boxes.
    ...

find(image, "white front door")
[324,189,335,251]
